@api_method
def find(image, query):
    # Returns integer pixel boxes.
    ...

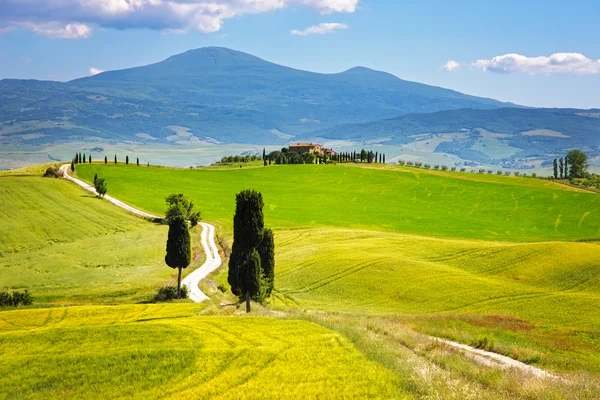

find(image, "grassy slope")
[76,163,600,242]
[0,305,410,399]
[0,174,205,304]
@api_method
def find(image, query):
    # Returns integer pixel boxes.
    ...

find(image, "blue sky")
[1,0,599,108]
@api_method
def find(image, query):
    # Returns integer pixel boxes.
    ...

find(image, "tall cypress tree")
[83,153,86,163]
[126,155,129,165]
[553,158,558,179]
[104,156,108,164]
[114,155,117,164]
[165,215,191,298]
[137,157,139,166]
[559,158,564,178]
[89,155,92,164]
[78,153,82,164]
[375,151,378,163]
[383,154,386,164]
[564,157,569,178]
[263,148,267,166]
[71,160,75,172]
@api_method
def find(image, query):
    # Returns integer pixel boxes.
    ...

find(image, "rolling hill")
[0,47,512,146]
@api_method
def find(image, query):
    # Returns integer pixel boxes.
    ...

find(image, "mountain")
[308,108,600,165]
[0,47,514,145]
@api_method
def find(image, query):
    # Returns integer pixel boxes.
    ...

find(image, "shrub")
[514,172,520,176]
[424,164,431,169]
[43,167,62,178]
[497,170,502,175]
[460,168,466,172]
[478,169,485,174]
[451,167,456,172]
[217,284,228,293]
[398,160,406,166]
[406,161,414,166]
[532,173,537,178]
[487,169,493,175]
[153,285,188,302]
[0,289,33,307]
[504,171,511,176]
[415,162,423,168]
[441,165,448,171]
[433,165,440,170]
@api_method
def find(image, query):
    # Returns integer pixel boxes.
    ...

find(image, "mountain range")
[1,46,599,166]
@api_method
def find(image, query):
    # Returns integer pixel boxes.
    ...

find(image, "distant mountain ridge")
[1,47,515,145]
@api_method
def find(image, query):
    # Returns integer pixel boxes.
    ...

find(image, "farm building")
[290,143,336,156]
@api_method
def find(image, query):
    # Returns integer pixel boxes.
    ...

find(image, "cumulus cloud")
[474,53,600,75]
[0,0,359,38]
[291,22,348,36]
[89,67,105,76]
[442,60,460,72]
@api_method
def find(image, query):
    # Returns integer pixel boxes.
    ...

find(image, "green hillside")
[76,163,600,242]
[0,305,410,399]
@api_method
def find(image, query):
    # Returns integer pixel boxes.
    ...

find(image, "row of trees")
[73,152,144,166]
[398,160,538,177]
[0,289,33,307]
[552,150,588,179]
[221,155,263,163]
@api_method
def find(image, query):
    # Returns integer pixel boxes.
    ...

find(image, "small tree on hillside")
[79,153,82,164]
[83,153,86,163]
[165,215,191,298]
[89,155,92,164]
[71,160,75,172]
[567,150,587,179]
[137,157,139,166]
[553,158,558,179]
[263,148,267,166]
[104,156,108,164]
[94,178,107,197]
[114,155,117,164]
[165,193,201,227]
[126,155,129,165]
[94,173,98,185]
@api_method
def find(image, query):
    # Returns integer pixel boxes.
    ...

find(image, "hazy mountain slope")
[310,108,600,163]
[1,47,514,145]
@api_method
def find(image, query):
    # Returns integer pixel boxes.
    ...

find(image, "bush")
[398,160,406,166]
[433,165,440,170]
[153,285,188,302]
[514,172,520,176]
[460,168,466,172]
[532,173,537,178]
[415,162,423,168]
[43,167,62,178]
[406,161,414,166]
[478,169,485,174]
[441,165,448,171]
[497,170,502,175]
[451,167,456,172]
[504,171,511,176]
[487,169,493,175]
[0,289,33,307]
[424,164,431,169]
[217,284,228,293]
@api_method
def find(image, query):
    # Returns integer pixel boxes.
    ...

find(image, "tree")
[375,151,378,163]
[165,216,191,298]
[78,153,82,163]
[83,153,86,163]
[567,150,587,178]
[263,148,267,166]
[104,156,108,164]
[137,157,139,166]
[257,228,275,297]
[383,154,386,164]
[94,177,107,197]
[114,155,117,164]
[71,160,75,172]
[89,155,92,164]
[559,158,564,178]
[93,173,98,185]
[126,155,129,165]
[228,190,274,312]
[165,193,201,227]
[553,158,558,179]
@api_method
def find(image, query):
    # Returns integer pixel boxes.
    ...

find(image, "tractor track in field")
[59,164,558,380]
[59,164,221,303]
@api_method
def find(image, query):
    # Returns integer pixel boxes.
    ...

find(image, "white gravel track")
[60,164,222,303]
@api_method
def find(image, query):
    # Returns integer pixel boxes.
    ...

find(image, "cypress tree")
[263,148,267,166]
[375,152,378,163]
[104,156,108,164]
[228,190,267,312]
[114,155,117,164]
[559,158,564,178]
[137,157,139,166]
[78,153,82,164]
[258,228,275,297]
[89,155,92,164]
[383,154,386,163]
[71,160,75,172]
[126,155,129,165]
[564,157,569,178]
[94,173,98,185]
[165,216,192,298]
[553,158,558,179]
[83,153,86,163]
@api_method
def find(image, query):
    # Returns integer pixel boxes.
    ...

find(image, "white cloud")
[291,22,348,36]
[442,60,460,72]
[0,0,359,38]
[474,53,600,75]
[89,67,105,76]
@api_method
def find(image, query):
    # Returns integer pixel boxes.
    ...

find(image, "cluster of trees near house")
[220,155,263,163]
[264,148,386,165]
[551,149,600,189]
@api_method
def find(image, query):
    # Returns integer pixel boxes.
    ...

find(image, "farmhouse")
[290,143,336,156]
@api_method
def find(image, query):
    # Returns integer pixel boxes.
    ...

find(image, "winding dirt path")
[59,164,221,303]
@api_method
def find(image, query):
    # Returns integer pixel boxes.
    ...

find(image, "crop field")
[76,163,600,242]
[273,227,600,373]
[0,305,411,399]
[0,173,205,304]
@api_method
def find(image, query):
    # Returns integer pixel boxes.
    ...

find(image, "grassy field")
[272,227,600,374]
[0,305,411,399]
[0,173,206,304]
[76,163,600,242]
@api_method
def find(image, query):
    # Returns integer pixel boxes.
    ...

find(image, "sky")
[0,0,599,109]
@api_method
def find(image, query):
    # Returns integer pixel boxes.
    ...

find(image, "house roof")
[290,143,320,147]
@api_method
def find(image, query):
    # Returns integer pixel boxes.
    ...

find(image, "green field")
[0,173,206,304]
[76,163,600,242]
[3,161,600,398]
[0,305,410,399]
